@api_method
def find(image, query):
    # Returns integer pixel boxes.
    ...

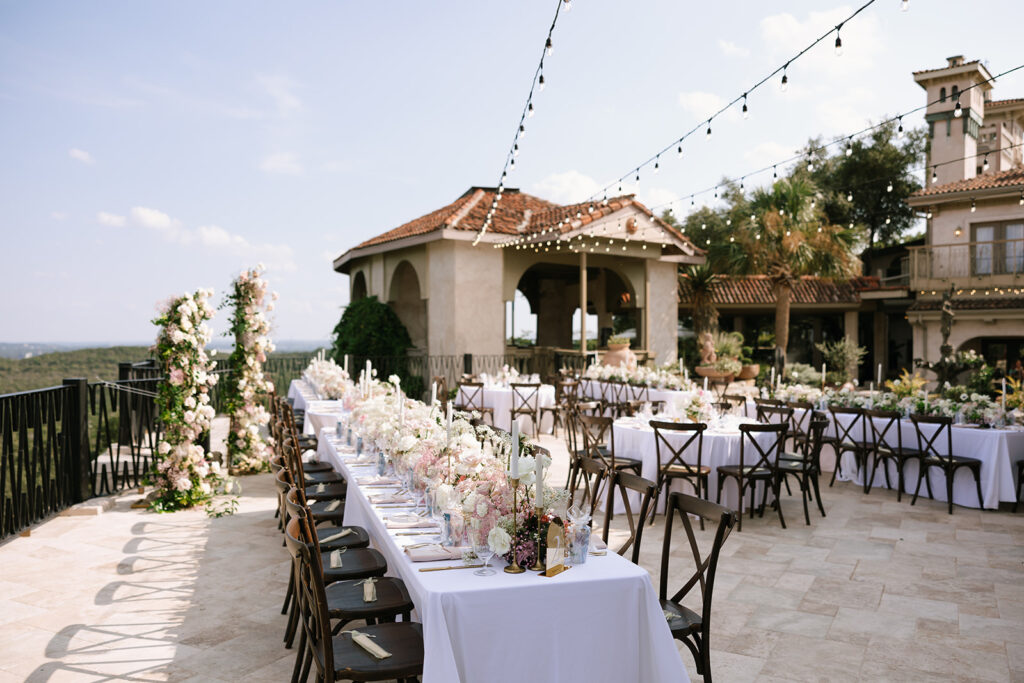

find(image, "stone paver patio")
[1,433,1023,682]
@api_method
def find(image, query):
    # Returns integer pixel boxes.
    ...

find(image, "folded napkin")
[323,499,342,512]
[345,455,376,465]
[322,528,353,543]
[349,630,391,660]
[386,518,436,529]
[368,493,412,505]
[330,549,344,568]
[357,476,401,485]
[335,445,356,454]
[591,536,608,551]
[404,544,468,562]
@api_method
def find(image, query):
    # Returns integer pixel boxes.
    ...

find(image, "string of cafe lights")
[574,0,891,208]
[644,62,1024,218]
[503,141,1024,256]
[470,0,571,247]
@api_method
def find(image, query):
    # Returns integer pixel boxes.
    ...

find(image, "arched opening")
[388,261,427,350]
[351,271,367,302]
[958,336,1024,375]
[514,263,638,349]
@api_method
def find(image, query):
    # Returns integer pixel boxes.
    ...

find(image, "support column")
[843,310,859,379]
[580,252,588,361]
[644,262,651,357]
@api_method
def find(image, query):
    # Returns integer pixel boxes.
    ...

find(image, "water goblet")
[473,542,496,576]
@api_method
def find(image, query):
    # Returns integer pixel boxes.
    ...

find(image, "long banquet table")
[317,427,689,683]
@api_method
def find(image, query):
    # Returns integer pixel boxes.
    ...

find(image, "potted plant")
[737,344,760,380]
[602,335,636,369]
[696,331,743,382]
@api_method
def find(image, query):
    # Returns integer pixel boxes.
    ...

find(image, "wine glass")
[473,541,496,576]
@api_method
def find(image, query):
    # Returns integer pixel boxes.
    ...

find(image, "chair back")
[757,404,794,426]
[909,413,954,463]
[791,400,814,436]
[723,394,750,418]
[659,492,737,658]
[570,456,608,519]
[432,375,449,411]
[628,383,650,403]
[289,514,335,681]
[578,414,616,469]
[510,383,540,415]
[738,422,788,471]
[457,382,486,412]
[802,413,830,471]
[602,470,656,563]
[712,400,733,415]
[864,408,902,454]
[650,420,707,481]
[558,379,580,406]
[829,406,866,445]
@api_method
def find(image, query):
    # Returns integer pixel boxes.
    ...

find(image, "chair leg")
[973,467,984,510]
[290,627,307,683]
[947,467,955,515]
[910,464,926,506]
[811,473,826,518]
[800,476,811,526]
[924,466,935,501]
[281,564,294,615]
[863,453,874,494]
[829,449,842,487]
[773,478,787,529]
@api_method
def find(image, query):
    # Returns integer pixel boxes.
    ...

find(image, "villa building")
[906,56,1024,371]
[333,188,703,369]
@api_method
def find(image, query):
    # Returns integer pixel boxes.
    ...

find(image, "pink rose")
[168,368,185,386]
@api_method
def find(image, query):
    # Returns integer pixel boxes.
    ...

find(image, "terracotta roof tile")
[909,296,1024,311]
[987,98,1024,109]
[910,166,1024,198]
[354,187,700,253]
[679,275,860,306]
[912,60,981,76]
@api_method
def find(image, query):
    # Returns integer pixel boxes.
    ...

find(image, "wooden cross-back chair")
[454,381,494,425]
[776,414,829,525]
[601,469,656,563]
[716,422,788,531]
[509,382,541,436]
[659,492,737,683]
[827,406,871,486]
[650,420,709,528]
[909,414,984,514]
[863,408,923,500]
[568,456,608,521]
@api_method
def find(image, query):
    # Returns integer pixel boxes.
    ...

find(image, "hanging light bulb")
[742,93,749,119]
[846,139,853,156]
[518,124,526,139]
[847,191,853,202]
[690,195,695,207]
[538,73,545,92]
[954,100,963,118]
[983,154,990,172]
[1020,190,1024,206]
[931,167,938,184]
[926,210,933,219]
[706,119,712,139]
[563,0,572,10]
[901,0,909,11]
[811,197,817,208]
[545,37,553,56]
[807,157,814,172]
[887,181,893,192]
[834,25,843,56]
[740,178,745,190]
[714,187,719,199]
[897,118,904,139]
[773,166,778,179]
[676,144,683,158]
[654,157,660,174]
[527,102,535,118]
[509,157,516,171]
[780,66,789,92]
[971,198,977,213]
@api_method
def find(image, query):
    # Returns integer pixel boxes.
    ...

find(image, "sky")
[1,0,1022,344]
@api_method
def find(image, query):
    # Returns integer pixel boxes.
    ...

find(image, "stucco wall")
[912,310,1024,365]
[928,195,1024,246]
[646,259,678,365]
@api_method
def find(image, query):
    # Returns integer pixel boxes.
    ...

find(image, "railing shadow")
[24,474,287,681]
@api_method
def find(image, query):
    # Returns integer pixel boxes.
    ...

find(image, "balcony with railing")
[907,238,1024,291]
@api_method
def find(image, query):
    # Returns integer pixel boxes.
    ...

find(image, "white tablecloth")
[456,384,556,434]
[824,412,1024,509]
[317,429,688,683]
[301,399,347,436]
[612,416,775,513]
[287,378,319,412]
[579,379,692,407]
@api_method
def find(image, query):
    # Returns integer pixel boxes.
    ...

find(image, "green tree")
[715,177,862,368]
[331,296,411,359]
[803,120,926,253]
[679,264,720,338]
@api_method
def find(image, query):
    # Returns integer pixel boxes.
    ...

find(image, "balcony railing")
[907,239,1024,291]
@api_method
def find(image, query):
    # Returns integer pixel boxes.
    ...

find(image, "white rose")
[487,526,511,556]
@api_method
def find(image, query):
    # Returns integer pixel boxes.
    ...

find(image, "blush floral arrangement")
[150,288,223,512]
[222,264,277,474]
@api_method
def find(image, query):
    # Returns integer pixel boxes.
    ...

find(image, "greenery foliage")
[815,338,868,384]
[0,346,150,394]
[331,296,422,398]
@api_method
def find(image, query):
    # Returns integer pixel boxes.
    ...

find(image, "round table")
[456,383,556,434]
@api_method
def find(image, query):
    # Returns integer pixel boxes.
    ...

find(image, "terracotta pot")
[694,366,735,383]
[602,343,635,368]
[737,364,760,380]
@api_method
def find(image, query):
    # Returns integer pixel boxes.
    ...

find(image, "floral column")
[150,288,222,511]
[223,264,277,473]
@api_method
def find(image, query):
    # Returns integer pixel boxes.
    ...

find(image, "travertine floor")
[1,432,1022,682]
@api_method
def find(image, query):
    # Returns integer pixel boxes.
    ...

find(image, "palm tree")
[680,264,719,338]
[714,177,861,370]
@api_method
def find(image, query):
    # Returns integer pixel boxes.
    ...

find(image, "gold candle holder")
[530,505,546,572]
[504,478,525,574]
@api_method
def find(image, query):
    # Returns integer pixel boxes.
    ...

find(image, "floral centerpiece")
[304,355,351,400]
[222,264,277,473]
[150,288,224,512]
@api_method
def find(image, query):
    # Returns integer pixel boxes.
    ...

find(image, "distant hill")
[0,346,152,394]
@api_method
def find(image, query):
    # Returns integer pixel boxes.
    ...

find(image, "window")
[952,84,960,100]
[940,86,947,102]
[972,222,1024,276]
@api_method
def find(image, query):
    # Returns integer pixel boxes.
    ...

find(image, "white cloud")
[96,211,126,227]
[743,140,797,170]
[718,39,749,58]
[638,187,678,213]
[760,7,882,77]
[677,91,739,123]
[69,148,94,164]
[256,73,302,115]
[531,170,601,204]
[50,211,68,221]
[129,206,174,230]
[259,152,303,175]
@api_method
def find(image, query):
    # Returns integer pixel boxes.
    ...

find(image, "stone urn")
[694,366,735,383]
[736,364,760,380]
[602,342,636,369]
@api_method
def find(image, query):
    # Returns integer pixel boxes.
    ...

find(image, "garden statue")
[939,284,956,360]
[699,332,717,366]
